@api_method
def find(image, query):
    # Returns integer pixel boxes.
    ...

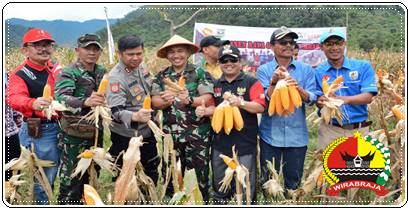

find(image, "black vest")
[15,65,49,99]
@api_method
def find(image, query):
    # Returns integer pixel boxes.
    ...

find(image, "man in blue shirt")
[315,29,378,150]
[256,26,317,191]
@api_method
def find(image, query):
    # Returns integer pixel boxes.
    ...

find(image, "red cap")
[22,28,55,45]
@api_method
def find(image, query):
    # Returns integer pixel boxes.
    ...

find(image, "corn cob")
[268,92,276,116]
[212,106,224,133]
[43,84,52,100]
[97,79,109,95]
[287,95,295,113]
[163,78,184,91]
[224,105,234,135]
[142,95,151,109]
[279,86,290,110]
[392,92,404,105]
[288,85,302,108]
[78,150,94,159]
[274,89,284,116]
[377,69,384,80]
[392,106,404,120]
[322,75,330,94]
[232,106,244,131]
[178,76,186,88]
[219,154,237,170]
[84,184,103,205]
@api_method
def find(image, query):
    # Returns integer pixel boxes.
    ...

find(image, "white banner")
[193,23,347,70]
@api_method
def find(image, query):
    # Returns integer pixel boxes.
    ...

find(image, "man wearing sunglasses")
[315,29,378,150]
[197,44,265,203]
[256,26,317,195]
[6,28,62,204]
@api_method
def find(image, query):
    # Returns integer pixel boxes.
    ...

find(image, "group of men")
[5,25,377,204]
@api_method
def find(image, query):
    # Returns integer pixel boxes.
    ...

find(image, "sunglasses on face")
[276,40,297,46]
[220,57,239,64]
[323,40,344,48]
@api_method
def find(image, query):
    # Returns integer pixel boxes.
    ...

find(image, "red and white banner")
[193,22,347,71]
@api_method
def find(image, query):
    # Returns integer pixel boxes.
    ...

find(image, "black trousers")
[5,134,21,181]
[109,132,159,183]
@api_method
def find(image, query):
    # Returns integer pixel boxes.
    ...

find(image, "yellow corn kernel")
[232,106,244,131]
[219,154,237,170]
[143,95,151,109]
[288,85,302,108]
[279,86,290,110]
[224,105,234,135]
[43,84,52,100]
[392,106,404,120]
[79,150,94,159]
[212,106,224,133]
[97,79,109,95]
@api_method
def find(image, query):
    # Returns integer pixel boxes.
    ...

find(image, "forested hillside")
[98,5,405,51]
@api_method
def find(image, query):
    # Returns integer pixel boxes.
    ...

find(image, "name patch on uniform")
[111,83,120,93]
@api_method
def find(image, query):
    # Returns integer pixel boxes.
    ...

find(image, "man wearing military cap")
[6,28,62,204]
[54,33,107,204]
[106,35,159,182]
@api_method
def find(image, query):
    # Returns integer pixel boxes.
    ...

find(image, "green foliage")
[98,5,404,52]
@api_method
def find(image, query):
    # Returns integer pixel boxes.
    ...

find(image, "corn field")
[4,47,406,205]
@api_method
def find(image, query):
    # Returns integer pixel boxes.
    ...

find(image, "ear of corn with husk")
[42,84,69,120]
[84,184,104,205]
[316,75,346,125]
[218,146,251,204]
[268,79,302,117]
[72,147,117,180]
[211,92,244,134]
[163,77,186,95]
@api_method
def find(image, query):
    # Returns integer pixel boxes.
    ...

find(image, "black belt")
[332,121,372,130]
[23,117,58,124]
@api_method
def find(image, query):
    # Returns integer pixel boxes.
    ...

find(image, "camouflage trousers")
[57,132,102,205]
[169,127,211,201]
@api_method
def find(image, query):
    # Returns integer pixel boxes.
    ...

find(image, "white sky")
[4,3,140,21]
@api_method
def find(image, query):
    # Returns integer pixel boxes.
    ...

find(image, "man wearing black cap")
[199,36,230,80]
[256,26,317,193]
[196,44,265,203]
[55,34,106,204]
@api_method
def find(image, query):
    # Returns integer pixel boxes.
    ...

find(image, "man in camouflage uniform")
[152,35,214,200]
[54,34,106,204]
[106,35,158,182]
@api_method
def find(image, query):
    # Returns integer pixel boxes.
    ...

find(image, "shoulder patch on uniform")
[110,83,120,93]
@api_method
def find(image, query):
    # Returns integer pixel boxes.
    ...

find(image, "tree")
[159,8,205,37]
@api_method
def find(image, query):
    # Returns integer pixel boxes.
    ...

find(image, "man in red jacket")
[6,28,62,204]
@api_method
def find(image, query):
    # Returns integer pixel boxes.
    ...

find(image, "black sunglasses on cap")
[220,57,239,64]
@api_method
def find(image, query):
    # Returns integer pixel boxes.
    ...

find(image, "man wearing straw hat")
[54,34,106,204]
[151,34,214,200]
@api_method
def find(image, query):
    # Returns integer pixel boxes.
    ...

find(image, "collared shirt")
[201,58,222,80]
[256,58,317,147]
[314,56,378,125]
[213,72,265,156]
[106,60,152,138]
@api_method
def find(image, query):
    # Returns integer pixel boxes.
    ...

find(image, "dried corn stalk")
[5,174,25,204]
[316,75,346,125]
[169,169,203,205]
[114,135,144,204]
[262,158,285,200]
